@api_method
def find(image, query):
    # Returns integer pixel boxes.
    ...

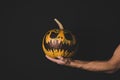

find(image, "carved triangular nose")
[57,30,64,39]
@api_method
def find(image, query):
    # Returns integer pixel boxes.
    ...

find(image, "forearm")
[70,45,120,73]
[80,61,115,72]
[70,60,116,73]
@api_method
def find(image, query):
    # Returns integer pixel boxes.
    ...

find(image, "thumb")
[57,56,64,60]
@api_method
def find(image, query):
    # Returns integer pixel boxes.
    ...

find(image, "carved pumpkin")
[42,18,77,58]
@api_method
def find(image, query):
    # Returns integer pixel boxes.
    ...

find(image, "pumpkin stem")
[54,18,64,30]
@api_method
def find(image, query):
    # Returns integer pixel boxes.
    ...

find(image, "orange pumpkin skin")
[42,29,77,58]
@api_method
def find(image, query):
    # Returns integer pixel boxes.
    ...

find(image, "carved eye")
[50,32,58,38]
[65,33,73,40]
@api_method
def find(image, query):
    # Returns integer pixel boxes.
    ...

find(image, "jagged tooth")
[56,40,58,44]
[61,49,64,53]
[53,40,55,44]
[60,49,62,52]
[54,49,57,52]
[47,49,49,52]
[53,49,56,53]
[54,40,56,44]
[56,49,57,53]
[59,49,61,53]
[53,40,54,44]
[50,49,52,52]
[48,49,50,52]
[58,40,61,44]
[55,40,57,44]
[49,49,51,52]
[60,41,62,44]
[49,40,51,43]
[65,50,69,56]
[51,40,53,44]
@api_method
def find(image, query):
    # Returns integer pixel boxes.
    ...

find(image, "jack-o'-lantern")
[42,18,77,58]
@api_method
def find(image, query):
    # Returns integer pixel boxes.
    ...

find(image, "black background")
[7,0,120,80]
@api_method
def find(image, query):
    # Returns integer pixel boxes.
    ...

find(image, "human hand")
[45,55,83,68]
[45,55,72,65]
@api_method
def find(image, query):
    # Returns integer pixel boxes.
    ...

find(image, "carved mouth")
[44,39,76,53]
